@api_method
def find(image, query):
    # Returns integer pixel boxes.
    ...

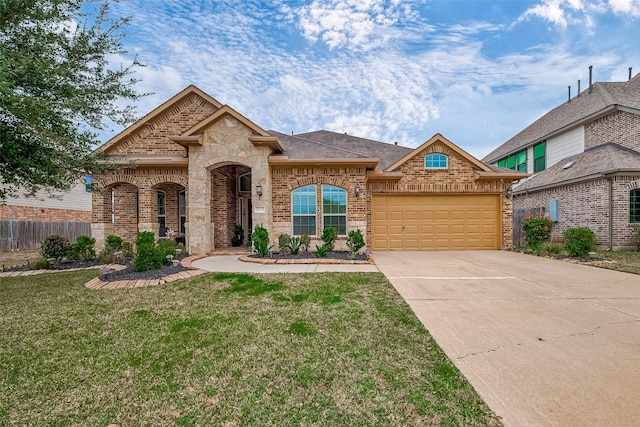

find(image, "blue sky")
[102,0,640,158]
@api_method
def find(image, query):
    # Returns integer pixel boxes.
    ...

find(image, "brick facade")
[513,176,640,248]
[0,205,91,222]
[585,110,640,151]
[368,142,513,249]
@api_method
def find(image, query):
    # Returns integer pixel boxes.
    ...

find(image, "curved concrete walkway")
[374,250,640,427]
[192,255,379,273]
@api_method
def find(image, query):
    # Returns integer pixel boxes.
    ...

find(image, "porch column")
[187,159,212,255]
[138,187,159,238]
[91,187,114,252]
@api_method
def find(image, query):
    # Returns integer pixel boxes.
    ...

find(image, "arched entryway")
[210,163,252,250]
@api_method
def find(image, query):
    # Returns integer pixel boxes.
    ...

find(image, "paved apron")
[373,250,640,427]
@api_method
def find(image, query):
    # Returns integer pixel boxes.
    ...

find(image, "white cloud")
[294,0,416,50]
[609,0,640,15]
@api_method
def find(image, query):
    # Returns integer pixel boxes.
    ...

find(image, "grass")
[0,270,500,426]
[592,250,640,275]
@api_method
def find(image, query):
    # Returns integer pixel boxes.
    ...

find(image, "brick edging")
[0,263,124,278]
[84,268,207,290]
[238,254,374,265]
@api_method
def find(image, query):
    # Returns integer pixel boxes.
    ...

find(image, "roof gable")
[97,85,223,154]
[180,105,271,138]
[386,133,491,172]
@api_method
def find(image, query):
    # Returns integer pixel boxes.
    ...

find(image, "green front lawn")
[0,270,500,426]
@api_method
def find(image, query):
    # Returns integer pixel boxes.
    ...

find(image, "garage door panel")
[371,194,500,250]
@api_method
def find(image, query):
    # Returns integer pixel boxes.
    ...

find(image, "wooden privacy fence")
[0,220,91,252]
[512,207,544,248]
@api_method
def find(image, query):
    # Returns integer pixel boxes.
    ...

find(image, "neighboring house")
[92,85,526,255]
[0,182,92,251]
[483,72,640,248]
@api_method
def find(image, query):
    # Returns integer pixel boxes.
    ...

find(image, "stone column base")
[91,223,116,252]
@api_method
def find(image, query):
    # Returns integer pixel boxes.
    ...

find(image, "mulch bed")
[100,262,194,282]
[2,259,103,273]
[248,251,368,261]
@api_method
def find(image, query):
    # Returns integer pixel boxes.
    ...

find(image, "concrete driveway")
[373,250,640,427]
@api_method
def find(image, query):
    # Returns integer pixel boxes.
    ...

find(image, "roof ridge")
[275,130,379,159]
[584,142,640,156]
[593,82,615,105]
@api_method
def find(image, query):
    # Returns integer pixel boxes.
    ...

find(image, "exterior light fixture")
[256,182,263,198]
[355,183,360,198]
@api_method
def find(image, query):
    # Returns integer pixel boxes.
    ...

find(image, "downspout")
[607,177,613,250]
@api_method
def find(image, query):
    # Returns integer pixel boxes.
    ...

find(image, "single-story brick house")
[92,86,527,254]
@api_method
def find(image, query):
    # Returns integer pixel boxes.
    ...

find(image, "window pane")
[533,142,546,158]
[239,174,251,192]
[425,154,447,169]
[497,159,506,168]
[631,190,640,223]
[293,216,316,235]
[157,191,166,215]
[324,215,346,235]
[506,156,515,169]
[179,191,186,215]
[292,186,316,215]
[322,185,347,214]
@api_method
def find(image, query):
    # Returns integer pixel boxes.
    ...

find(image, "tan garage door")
[371,194,500,250]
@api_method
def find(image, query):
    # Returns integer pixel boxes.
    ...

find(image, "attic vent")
[563,161,575,170]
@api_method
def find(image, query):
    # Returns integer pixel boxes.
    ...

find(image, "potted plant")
[232,224,244,247]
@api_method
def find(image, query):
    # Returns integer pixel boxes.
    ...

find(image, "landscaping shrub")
[133,232,162,272]
[321,227,338,250]
[99,235,124,264]
[563,227,595,257]
[105,235,123,252]
[521,215,554,250]
[41,234,70,260]
[157,238,177,264]
[315,244,330,257]
[278,233,291,255]
[346,229,365,260]
[175,242,187,257]
[68,235,96,261]
[251,225,272,257]
[34,259,51,270]
[538,242,563,256]
[300,233,311,253]
[286,236,302,255]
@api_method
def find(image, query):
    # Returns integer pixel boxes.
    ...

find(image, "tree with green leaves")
[0,0,143,201]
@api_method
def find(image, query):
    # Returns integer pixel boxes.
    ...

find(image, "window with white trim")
[179,190,186,234]
[292,185,316,235]
[425,153,448,169]
[322,185,347,235]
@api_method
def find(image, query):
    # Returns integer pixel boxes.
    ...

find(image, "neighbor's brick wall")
[513,176,640,248]
[108,94,218,155]
[0,205,91,222]
[585,110,640,151]
[368,142,512,249]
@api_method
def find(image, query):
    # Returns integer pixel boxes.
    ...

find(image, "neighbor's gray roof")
[268,130,413,171]
[513,143,640,193]
[484,73,640,163]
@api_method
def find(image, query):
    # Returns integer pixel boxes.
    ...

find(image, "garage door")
[371,194,500,250]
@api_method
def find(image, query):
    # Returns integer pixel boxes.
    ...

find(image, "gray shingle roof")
[268,130,413,171]
[513,143,640,193]
[483,73,640,163]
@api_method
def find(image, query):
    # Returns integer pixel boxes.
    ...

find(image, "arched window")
[158,190,167,237]
[239,173,251,192]
[631,189,640,223]
[322,185,347,235]
[425,153,448,169]
[292,185,316,235]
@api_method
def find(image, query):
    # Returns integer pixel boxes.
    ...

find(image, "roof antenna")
[630,67,633,81]
[567,86,571,103]
[291,130,293,136]
[589,65,593,94]
[577,79,581,97]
